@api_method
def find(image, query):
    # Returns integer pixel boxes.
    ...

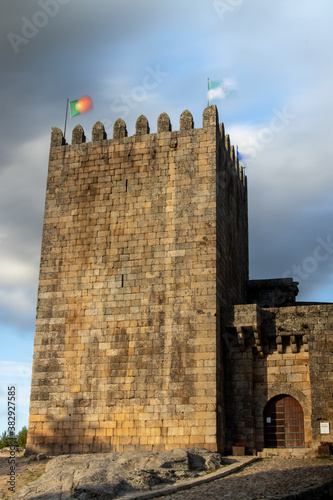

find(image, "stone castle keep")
[26,106,333,456]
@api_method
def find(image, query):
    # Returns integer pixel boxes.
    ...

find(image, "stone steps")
[257,448,315,458]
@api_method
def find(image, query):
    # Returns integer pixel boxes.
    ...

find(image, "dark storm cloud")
[0,0,332,339]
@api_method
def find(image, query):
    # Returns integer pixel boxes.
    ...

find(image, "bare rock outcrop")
[12,448,223,499]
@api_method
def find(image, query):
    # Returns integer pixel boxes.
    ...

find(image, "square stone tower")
[26,105,248,454]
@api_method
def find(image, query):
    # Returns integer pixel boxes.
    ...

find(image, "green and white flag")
[208,79,237,101]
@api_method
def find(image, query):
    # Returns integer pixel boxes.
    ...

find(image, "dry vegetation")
[0,449,47,499]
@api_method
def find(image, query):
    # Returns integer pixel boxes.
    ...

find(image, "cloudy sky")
[1,0,333,432]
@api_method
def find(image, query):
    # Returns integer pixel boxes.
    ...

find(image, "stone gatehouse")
[26,105,333,455]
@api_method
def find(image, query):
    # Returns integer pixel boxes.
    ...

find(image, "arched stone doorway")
[264,395,305,448]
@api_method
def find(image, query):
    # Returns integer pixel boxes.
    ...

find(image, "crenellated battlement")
[51,105,246,190]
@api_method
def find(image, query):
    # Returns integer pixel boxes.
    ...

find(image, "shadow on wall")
[222,324,268,453]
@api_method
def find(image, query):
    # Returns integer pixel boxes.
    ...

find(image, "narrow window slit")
[121,274,124,287]
[125,179,128,192]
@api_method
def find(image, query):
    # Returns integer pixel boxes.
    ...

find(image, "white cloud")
[0,287,36,319]
[0,259,35,287]
[0,361,32,381]
[0,361,32,431]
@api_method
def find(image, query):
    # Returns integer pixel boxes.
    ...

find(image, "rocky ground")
[5,448,224,499]
[0,448,332,500]
[0,448,47,500]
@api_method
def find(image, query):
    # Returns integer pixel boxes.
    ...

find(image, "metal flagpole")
[64,98,69,143]
[207,78,210,106]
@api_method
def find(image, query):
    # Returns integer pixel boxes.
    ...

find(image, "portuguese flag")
[69,96,93,118]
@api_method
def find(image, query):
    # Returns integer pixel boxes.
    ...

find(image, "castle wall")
[215,120,249,447]
[26,106,248,454]
[223,304,333,453]
[270,305,333,450]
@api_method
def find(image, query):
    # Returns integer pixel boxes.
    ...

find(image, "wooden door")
[264,395,304,448]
